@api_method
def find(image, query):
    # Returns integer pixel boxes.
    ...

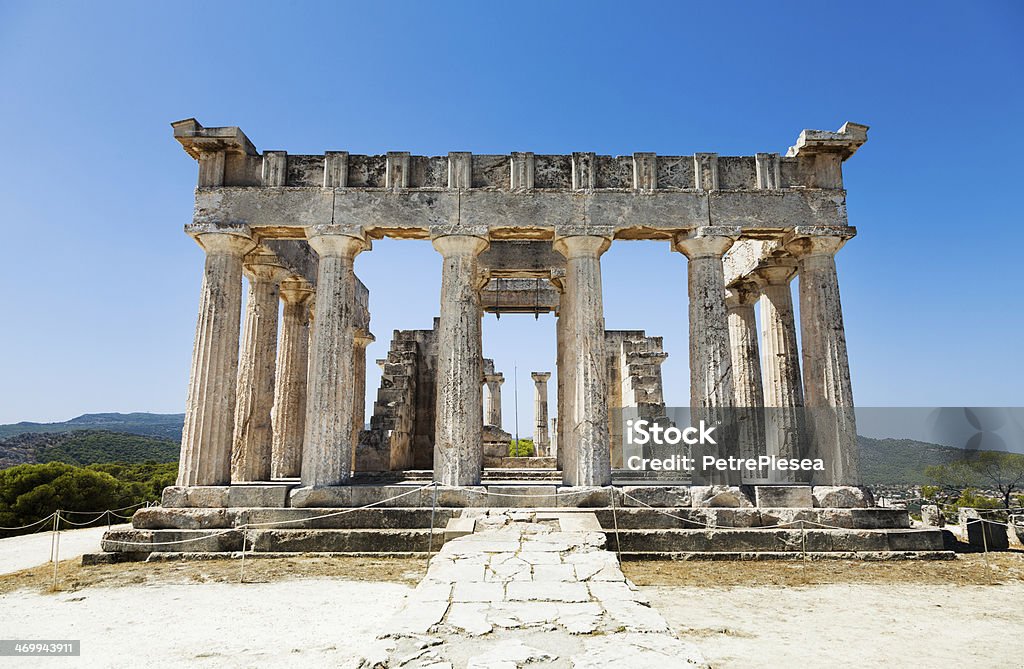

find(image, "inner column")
[432,233,488,486]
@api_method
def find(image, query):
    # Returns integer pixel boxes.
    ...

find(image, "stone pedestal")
[755,264,806,481]
[301,227,368,487]
[232,255,289,482]
[725,281,767,481]
[554,235,611,487]
[272,281,312,479]
[531,372,552,457]
[433,234,488,486]
[673,227,739,485]
[789,231,859,485]
[178,225,256,486]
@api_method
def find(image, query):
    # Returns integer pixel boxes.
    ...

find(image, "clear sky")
[0,1,1021,435]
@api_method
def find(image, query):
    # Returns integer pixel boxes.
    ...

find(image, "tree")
[970,452,1024,509]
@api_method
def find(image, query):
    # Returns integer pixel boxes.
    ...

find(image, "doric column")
[432,233,489,486]
[725,280,768,481]
[788,230,859,484]
[531,372,552,457]
[555,298,570,472]
[754,263,806,480]
[352,330,374,461]
[483,372,504,427]
[232,255,289,482]
[673,226,740,485]
[271,280,313,479]
[553,234,611,487]
[177,224,256,486]
[301,226,369,487]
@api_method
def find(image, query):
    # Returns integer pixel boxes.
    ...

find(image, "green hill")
[0,412,184,441]
[0,430,179,469]
[858,435,974,485]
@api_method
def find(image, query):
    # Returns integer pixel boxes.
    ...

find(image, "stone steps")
[131,506,458,530]
[617,550,957,561]
[591,507,912,530]
[604,528,946,553]
[101,527,446,554]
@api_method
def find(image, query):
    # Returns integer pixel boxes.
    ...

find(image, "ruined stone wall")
[605,331,669,468]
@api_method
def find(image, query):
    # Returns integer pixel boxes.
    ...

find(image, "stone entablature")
[174,119,866,239]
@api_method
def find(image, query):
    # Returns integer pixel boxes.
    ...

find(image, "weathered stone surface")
[271,281,312,478]
[161,485,292,508]
[177,227,256,486]
[302,228,367,486]
[232,256,288,482]
[754,485,813,508]
[554,235,612,487]
[725,281,768,482]
[620,486,692,508]
[531,372,551,457]
[673,227,740,486]
[812,485,872,508]
[433,234,488,486]
[921,504,945,528]
[691,485,754,508]
[960,508,1010,551]
[789,231,859,485]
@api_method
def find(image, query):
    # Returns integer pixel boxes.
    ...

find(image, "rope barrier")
[0,512,57,532]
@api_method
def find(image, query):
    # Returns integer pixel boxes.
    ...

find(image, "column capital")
[243,252,291,283]
[484,372,504,385]
[531,371,552,383]
[725,280,760,308]
[672,226,740,258]
[784,226,856,258]
[753,262,798,286]
[279,279,314,305]
[553,234,611,258]
[354,329,376,347]
[187,223,257,256]
[307,225,370,258]
[432,233,489,257]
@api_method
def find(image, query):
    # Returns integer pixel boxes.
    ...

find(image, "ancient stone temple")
[98,119,951,562]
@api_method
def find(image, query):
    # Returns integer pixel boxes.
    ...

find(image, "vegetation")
[857,436,975,485]
[924,451,1024,509]
[508,438,535,457]
[0,462,174,538]
[1,430,179,469]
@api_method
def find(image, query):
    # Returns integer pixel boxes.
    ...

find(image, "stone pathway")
[358,510,705,668]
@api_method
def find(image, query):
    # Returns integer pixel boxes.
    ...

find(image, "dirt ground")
[2,553,1023,668]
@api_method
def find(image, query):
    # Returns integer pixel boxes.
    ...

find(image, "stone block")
[160,485,292,508]
[444,517,476,542]
[812,485,873,508]
[555,486,615,508]
[754,485,813,508]
[691,485,754,508]
[921,504,945,527]
[485,485,558,508]
[960,509,1010,551]
[289,485,434,508]
[620,485,691,508]
[132,507,235,530]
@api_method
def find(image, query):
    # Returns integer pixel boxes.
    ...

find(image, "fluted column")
[673,227,739,485]
[271,280,313,479]
[232,255,289,482]
[755,264,806,481]
[553,235,611,487]
[531,372,552,457]
[725,281,768,481]
[555,299,570,472]
[789,231,859,484]
[432,233,488,486]
[301,226,368,487]
[177,225,256,486]
[483,372,504,427]
[352,330,374,462]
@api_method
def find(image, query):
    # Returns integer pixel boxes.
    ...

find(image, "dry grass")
[0,555,425,595]
[623,552,1024,587]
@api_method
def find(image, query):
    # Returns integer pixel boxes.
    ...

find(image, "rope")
[0,512,57,532]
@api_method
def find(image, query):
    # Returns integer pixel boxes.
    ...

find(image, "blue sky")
[0,1,1021,434]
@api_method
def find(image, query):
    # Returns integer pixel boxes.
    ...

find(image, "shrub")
[508,439,535,457]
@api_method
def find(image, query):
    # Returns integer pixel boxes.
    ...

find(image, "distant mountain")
[858,435,973,485]
[0,412,184,441]
[0,430,179,469]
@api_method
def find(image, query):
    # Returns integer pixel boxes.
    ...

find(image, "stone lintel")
[193,188,851,239]
[784,225,857,257]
